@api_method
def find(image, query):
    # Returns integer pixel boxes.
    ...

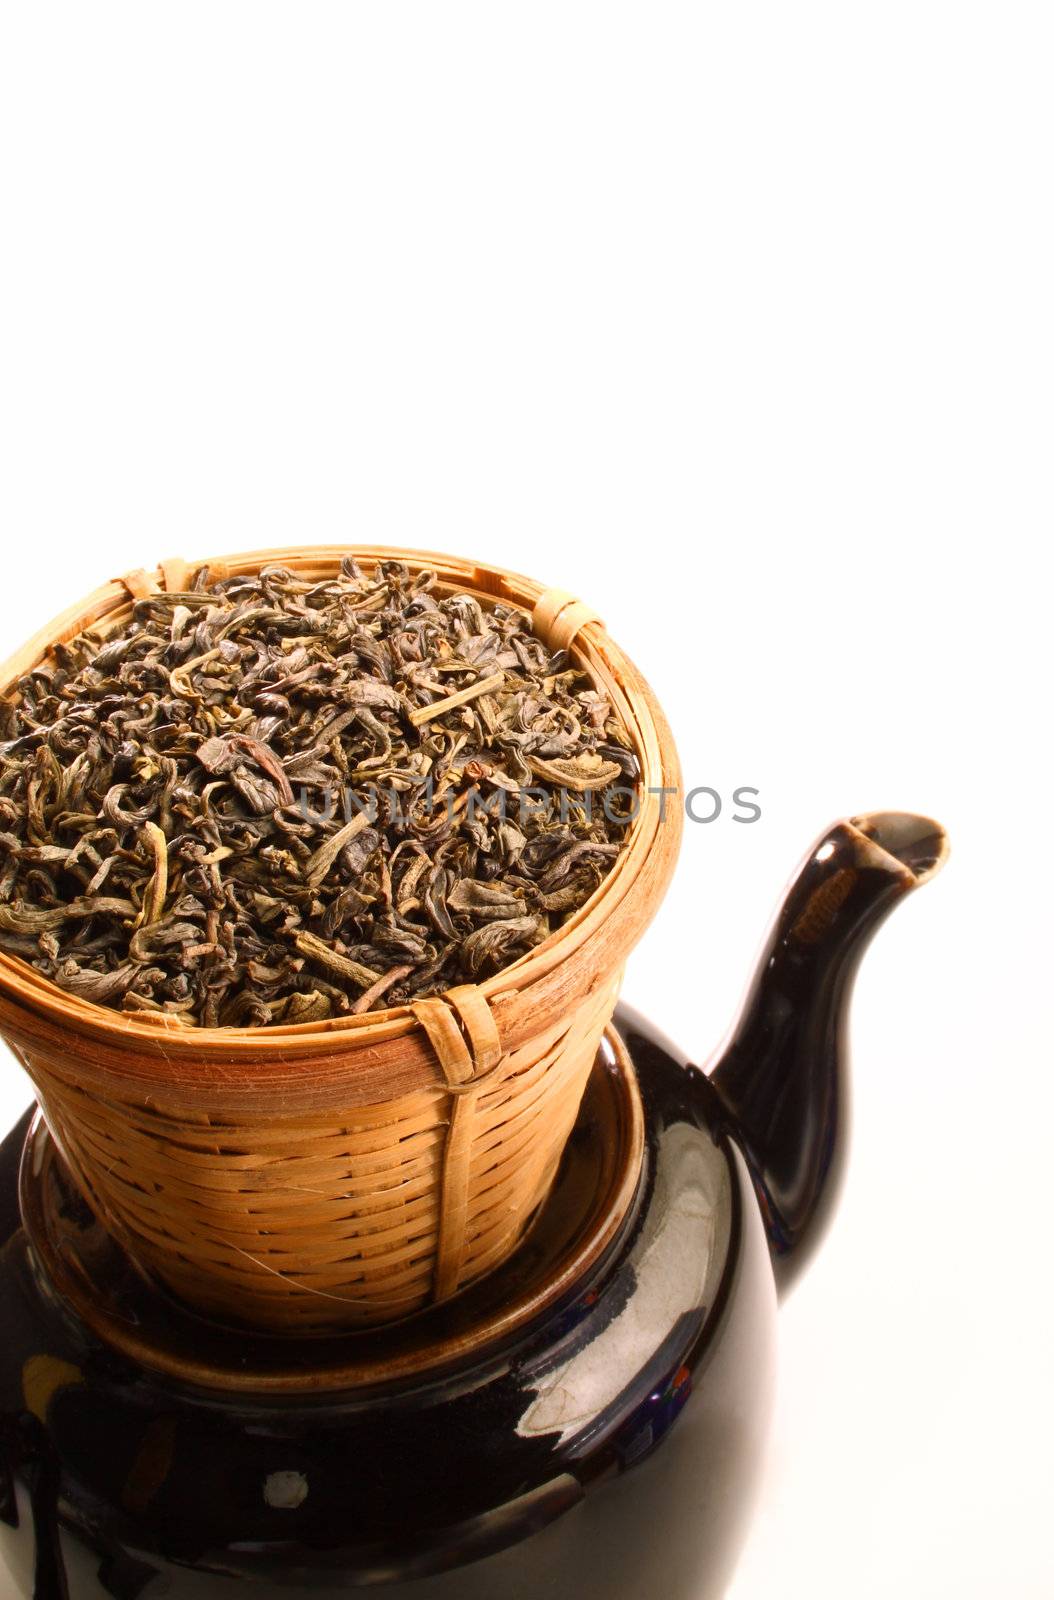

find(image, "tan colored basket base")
[21,1025,645,1389]
[25,974,618,1333]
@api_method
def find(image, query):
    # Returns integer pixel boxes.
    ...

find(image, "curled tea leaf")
[526,753,624,791]
[304,811,370,890]
[0,897,136,934]
[139,823,169,926]
[293,930,380,991]
[0,560,636,1021]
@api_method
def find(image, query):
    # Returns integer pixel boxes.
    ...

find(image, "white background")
[1,5,1051,1597]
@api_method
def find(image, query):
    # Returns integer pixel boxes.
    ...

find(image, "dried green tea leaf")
[0,559,637,1021]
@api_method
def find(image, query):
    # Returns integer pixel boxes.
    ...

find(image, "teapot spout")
[707,811,948,1296]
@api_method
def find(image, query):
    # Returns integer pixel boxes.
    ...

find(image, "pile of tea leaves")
[0,560,638,1026]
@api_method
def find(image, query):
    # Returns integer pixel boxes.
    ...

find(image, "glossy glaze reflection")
[0,1020,769,1599]
[0,809,947,1599]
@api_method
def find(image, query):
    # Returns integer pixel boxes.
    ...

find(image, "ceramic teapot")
[0,809,946,1600]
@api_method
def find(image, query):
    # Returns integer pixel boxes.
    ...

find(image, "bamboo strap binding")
[115,559,184,600]
[532,588,605,653]
[114,568,157,601]
[115,557,214,600]
[160,556,190,593]
[412,985,504,1300]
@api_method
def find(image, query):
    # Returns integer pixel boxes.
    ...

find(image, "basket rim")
[0,544,680,1066]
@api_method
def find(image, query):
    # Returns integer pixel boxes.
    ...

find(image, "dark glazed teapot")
[0,810,947,1600]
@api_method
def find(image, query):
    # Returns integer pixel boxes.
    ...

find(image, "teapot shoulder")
[0,1015,773,1590]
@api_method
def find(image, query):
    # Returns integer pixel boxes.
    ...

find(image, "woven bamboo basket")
[0,546,681,1334]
